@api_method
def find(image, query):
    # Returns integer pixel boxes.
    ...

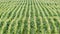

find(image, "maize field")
[0,0,60,34]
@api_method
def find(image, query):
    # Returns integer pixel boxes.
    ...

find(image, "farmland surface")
[0,0,60,34]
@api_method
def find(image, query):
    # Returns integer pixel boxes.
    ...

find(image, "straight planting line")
[1,6,16,21]
[7,17,17,34]
[7,5,20,34]
[0,5,19,34]
[0,3,8,16]
[34,0,43,34]
[44,17,51,34]
[45,6,54,16]
[12,3,25,34]
[27,4,30,34]
[0,6,12,19]
[32,3,37,32]
[20,4,27,34]
[40,3,49,16]
[39,3,46,17]
[40,17,44,34]
[12,4,23,34]
[14,3,26,34]
[0,19,11,34]
[42,4,50,17]
[7,3,25,34]
[50,18,59,34]
[50,5,58,16]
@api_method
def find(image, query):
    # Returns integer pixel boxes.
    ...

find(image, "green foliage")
[0,0,60,34]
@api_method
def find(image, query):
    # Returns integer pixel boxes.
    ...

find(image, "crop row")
[0,0,60,34]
